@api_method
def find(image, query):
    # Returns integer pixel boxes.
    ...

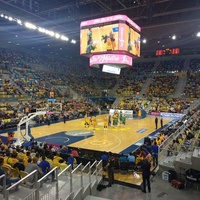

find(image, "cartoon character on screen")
[86,28,97,53]
[101,31,116,51]
[127,27,132,52]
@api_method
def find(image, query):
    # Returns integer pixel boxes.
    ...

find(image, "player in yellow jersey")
[104,116,108,131]
[84,113,90,128]
[92,116,97,130]
[101,31,116,51]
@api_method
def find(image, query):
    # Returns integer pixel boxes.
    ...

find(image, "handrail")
[90,160,97,169]
[71,163,82,174]
[96,160,102,168]
[0,174,6,180]
[159,110,199,150]
[5,170,37,200]
[37,167,57,182]
[58,165,72,177]
[158,109,199,165]
[36,167,59,200]
[6,170,37,191]
[0,174,6,198]
[82,162,90,171]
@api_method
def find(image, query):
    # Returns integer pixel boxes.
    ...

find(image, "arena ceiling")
[0,0,200,58]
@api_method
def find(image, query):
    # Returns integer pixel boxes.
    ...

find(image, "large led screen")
[125,24,140,57]
[80,23,140,57]
[80,24,119,54]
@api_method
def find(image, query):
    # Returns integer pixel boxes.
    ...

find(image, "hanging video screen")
[80,23,140,58]
[80,23,119,54]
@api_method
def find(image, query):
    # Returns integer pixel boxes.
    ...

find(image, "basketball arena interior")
[0,0,200,200]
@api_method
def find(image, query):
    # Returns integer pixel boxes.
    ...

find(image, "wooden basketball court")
[31,114,173,187]
[28,114,172,153]
[2,114,173,186]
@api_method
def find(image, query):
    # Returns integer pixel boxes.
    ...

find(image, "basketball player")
[84,113,90,128]
[92,116,97,130]
[119,111,123,126]
[127,27,132,52]
[121,114,126,126]
[101,31,116,51]
[108,115,112,126]
[87,28,92,45]
[86,28,96,53]
[113,113,118,127]
[104,116,108,131]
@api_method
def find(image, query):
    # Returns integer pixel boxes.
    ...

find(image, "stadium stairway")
[173,58,190,98]
[159,147,200,176]
[108,82,119,96]
[173,75,187,98]
[55,85,78,99]
[139,60,159,96]
[112,97,120,109]
[159,107,200,176]
[2,161,103,200]
[183,59,191,71]
[139,76,152,96]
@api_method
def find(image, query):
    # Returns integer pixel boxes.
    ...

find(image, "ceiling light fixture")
[172,35,176,40]
[2,12,74,43]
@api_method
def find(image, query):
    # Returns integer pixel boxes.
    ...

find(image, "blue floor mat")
[120,145,139,155]
[36,131,92,146]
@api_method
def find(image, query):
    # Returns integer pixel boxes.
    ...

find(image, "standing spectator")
[151,141,159,166]
[160,117,163,127]
[47,115,51,126]
[67,154,77,169]
[155,117,158,129]
[39,156,55,181]
[101,152,108,169]
[106,152,115,187]
[63,113,67,123]
[141,158,151,193]
[39,156,51,175]
[108,115,111,126]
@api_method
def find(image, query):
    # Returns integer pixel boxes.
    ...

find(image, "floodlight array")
[0,12,76,43]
